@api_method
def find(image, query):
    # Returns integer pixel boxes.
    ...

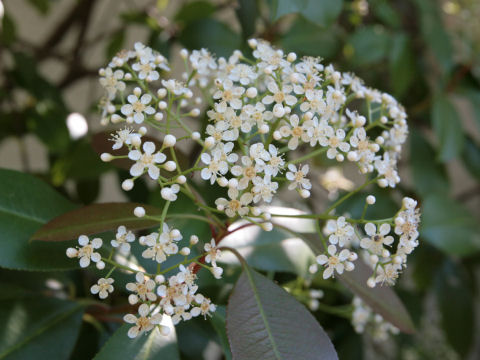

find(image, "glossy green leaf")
[462,136,480,181]
[421,194,480,256]
[389,33,416,97]
[236,0,258,39]
[280,19,340,59]
[348,26,391,66]
[179,19,240,58]
[410,130,449,196]
[106,28,125,59]
[436,260,474,357]
[0,168,79,270]
[270,0,343,28]
[227,265,338,360]
[431,95,464,162]
[31,203,162,242]
[209,306,232,360]
[0,297,84,359]
[94,321,179,360]
[219,222,315,276]
[175,1,216,24]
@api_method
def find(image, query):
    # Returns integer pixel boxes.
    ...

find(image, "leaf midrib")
[0,206,46,226]
[244,267,282,360]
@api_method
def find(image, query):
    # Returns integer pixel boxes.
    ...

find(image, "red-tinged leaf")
[31,203,162,241]
[227,265,338,360]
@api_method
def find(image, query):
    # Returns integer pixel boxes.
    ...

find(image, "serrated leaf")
[93,320,179,360]
[436,260,474,357]
[226,265,338,360]
[31,203,162,242]
[0,297,84,359]
[431,95,465,162]
[421,194,480,256]
[0,168,79,271]
[270,0,343,28]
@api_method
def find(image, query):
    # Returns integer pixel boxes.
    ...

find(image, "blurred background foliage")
[0,0,479,359]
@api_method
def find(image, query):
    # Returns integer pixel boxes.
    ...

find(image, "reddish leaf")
[31,203,162,241]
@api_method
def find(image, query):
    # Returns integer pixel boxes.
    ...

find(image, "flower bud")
[287,52,297,62]
[261,222,273,231]
[134,206,145,218]
[378,178,388,188]
[273,131,282,140]
[155,274,165,284]
[217,177,228,187]
[204,136,215,149]
[154,112,164,121]
[366,195,376,205]
[138,126,147,135]
[177,175,186,184]
[100,153,113,162]
[300,189,311,198]
[190,108,200,117]
[163,134,176,148]
[96,261,105,270]
[164,161,177,172]
[246,87,257,98]
[367,277,376,288]
[111,114,122,123]
[122,179,134,191]
[191,131,201,140]
[211,266,223,279]
[248,39,258,48]
[180,247,190,256]
[158,101,167,110]
[259,124,269,134]
[190,235,199,245]
[309,264,318,274]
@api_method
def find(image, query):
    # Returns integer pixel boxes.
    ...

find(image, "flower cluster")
[70,39,421,339]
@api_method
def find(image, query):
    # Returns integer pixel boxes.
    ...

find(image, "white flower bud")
[273,104,285,118]
[375,136,384,145]
[96,261,105,270]
[347,151,358,162]
[171,229,181,238]
[194,97,202,105]
[393,256,403,265]
[251,207,262,217]
[155,274,165,284]
[273,131,282,140]
[122,179,134,191]
[217,177,228,187]
[133,87,141,97]
[138,126,147,135]
[191,131,201,140]
[248,39,258,48]
[378,178,388,188]
[190,235,199,245]
[309,264,318,274]
[246,87,258,98]
[370,254,379,264]
[345,262,354,271]
[259,124,269,134]
[300,189,311,198]
[262,212,271,221]
[204,137,215,149]
[185,90,193,99]
[154,112,164,121]
[367,277,376,288]
[180,247,190,256]
[157,88,167,98]
[164,161,176,172]
[287,52,297,62]
[366,195,376,205]
[130,135,141,148]
[124,73,132,80]
[349,252,358,261]
[100,153,113,162]
[264,66,273,75]
[190,108,200,117]
[380,116,388,124]
[177,175,186,184]
[382,249,390,258]
[134,206,145,218]
[180,48,189,59]
[371,143,380,152]
[336,154,344,162]
[163,134,176,147]
[158,101,167,110]
[261,222,273,231]
[284,106,291,114]
[111,114,122,123]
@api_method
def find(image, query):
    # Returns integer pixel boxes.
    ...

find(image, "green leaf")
[179,19,240,58]
[0,168,79,271]
[31,203,162,242]
[431,95,465,162]
[389,33,416,97]
[93,322,180,360]
[370,0,401,28]
[337,260,416,334]
[219,224,315,276]
[348,26,391,66]
[461,136,480,181]
[0,297,84,359]
[410,130,449,197]
[209,306,232,360]
[236,0,258,38]
[175,1,216,24]
[227,265,338,360]
[279,19,340,59]
[421,194,480,256]
[435,260,474,357]
[270,0,343,28]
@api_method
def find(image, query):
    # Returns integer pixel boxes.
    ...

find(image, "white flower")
[360,223,394,256]
[286,164,311,191]
[123,304,163,338]
[110,127,140,150]
[262,144,284,176]
[111,226,135,254]
[231,155,260,190]
[132,58,159,82]
[374,153,400,187]
[279,114,309,150]
[215,187,253,217]
[128,141,166,179]
[141,225,181,263]
[99,67,125,99]
[213,79,245,110]
[316,245,353,279]
[252,176,278,203]
[375,264,401,286]
[126,272,157,304]
[204,239,221,267]
[90,277,114,299]
[325,128,350,160]
[121,92,155,124]
[325,216,355,247]
[200,150,229,184]
[66,235,103,268]
[229,64,257,85]
[191,294,216,318]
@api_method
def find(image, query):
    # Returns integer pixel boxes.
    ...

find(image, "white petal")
[143,141,155,154]
[364,223,376,236]
[130,163,144,177]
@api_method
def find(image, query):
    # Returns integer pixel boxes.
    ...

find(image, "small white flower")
[286,164,311,191]
[121,92,155,124]
[111,226,135,254]
[66,235,103,268]
[360,223,394,256]
[375,264,401,286]
[123,304,163,338]
[215,187,253,217]
[126,272,157,304]
[161,184,180,201]
[99,67,125,99]
[90,277,114,299]
[204,239,221,267]
[325,216,355,247]
[128,141,166,179]
[316,245,354,279]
